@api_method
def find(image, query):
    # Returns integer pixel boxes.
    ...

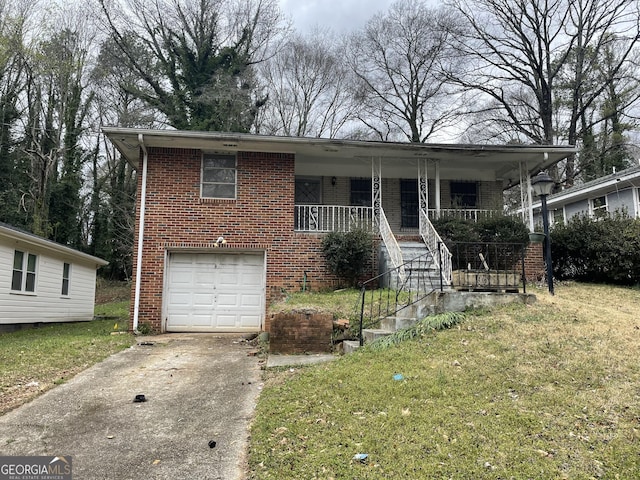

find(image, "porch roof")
[103,127,577,188]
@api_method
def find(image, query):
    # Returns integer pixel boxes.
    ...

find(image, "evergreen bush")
[321,228,374,287]
[551,213,640,285]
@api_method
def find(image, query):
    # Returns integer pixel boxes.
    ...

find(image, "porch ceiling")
[103,127,577,188]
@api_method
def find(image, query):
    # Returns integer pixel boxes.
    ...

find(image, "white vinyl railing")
[428,208,498,223]
[379,207,406,283]
[420,209,452,286]
[294,205,373,232]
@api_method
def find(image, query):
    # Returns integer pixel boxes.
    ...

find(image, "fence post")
[438,241,443,292]
[359,285,366,346]
[521,243,527,294]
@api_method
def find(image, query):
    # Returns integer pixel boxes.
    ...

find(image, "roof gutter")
[132,134,148,333]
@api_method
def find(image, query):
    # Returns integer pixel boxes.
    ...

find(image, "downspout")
[132,134,148,333]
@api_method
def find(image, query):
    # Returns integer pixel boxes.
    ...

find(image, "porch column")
[372,157,381,227]
[434,160,441,218]
[519,161,535,232]
[418,158,429,219]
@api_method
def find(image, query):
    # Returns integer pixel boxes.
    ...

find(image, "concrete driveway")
[0,334,262,480]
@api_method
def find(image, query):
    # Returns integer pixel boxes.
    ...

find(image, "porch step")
[379,241,443,291]
[380,316,419,332]
[343,340,361,354]
[363,328,393,343]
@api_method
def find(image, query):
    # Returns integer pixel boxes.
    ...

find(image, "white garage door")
[166,252,265,332]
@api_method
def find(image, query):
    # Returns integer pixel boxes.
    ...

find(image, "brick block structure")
[268,311,334,354]
[524,242,545,282]
[130,147,373,333]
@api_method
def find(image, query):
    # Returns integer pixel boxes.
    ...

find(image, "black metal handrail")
[448,242,527,293]
[357,251,440,346]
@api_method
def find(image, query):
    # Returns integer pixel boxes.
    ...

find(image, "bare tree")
[0,0,33,228]
[97,0,288,132]
[256,28,355,138]
[446,0,640,186]
[19,5,97,243]
[345,0,464,143]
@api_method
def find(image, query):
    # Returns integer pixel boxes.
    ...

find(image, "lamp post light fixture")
[531,171,555,295]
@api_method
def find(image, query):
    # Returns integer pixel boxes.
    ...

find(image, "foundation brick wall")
[268,311,334,354]
[130,147,368,333]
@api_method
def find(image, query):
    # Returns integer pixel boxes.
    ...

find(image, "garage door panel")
[218,273,240,285]
[240,294,262,307]
[168,292,192,307]
[240,315,262,327]
[170,269,193,284]
[166,252,264,332]
[215,314,238,327]
[192,293,214,307]
[217,293,240,307]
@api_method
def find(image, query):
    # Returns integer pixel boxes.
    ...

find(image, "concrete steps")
[343,290,536,354]
[379,241,441,291]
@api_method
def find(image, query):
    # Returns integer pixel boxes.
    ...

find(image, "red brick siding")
[130,147,372,332]
[268,311,334,354]
[524,243,545,282]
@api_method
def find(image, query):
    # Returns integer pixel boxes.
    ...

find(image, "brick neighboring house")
[103,128,576,333]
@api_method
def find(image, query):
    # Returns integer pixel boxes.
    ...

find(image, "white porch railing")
[378,207,406,283]
[428,208,498,223]
[294,205,373,232]
[420,209,452,286]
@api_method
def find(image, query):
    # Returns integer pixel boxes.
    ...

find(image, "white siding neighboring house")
[531,165,640,228]
[0,223,108,325]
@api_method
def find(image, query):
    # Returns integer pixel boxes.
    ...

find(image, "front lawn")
[249,283,640,478]
[0,281,134,415]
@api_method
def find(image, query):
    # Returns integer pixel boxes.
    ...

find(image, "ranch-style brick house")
[103,128,576,334]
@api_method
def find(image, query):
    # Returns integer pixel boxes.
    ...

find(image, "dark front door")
[400,179,418,229]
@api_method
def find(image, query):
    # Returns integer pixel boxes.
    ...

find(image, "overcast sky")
[278,0,396,34]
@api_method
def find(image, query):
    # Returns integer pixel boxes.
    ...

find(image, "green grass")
[94,300,129,318]
[249,283,640,479]
[269,289,362,319]
[0,281,134,414]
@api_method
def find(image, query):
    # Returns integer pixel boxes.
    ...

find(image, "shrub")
[321,228,374,288]
[475,215,530,244]
[431,217,480,243]
[551,212,640,285]
[432,215,528,270]
[431,215,528,244]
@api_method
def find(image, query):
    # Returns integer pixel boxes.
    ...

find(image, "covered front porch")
[292,144,576,287]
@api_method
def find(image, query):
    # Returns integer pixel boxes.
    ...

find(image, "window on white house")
[591,195,607,216]
[201,153,236,199]
[11,250,37,293]
[552,208,564,225]
[62,262,71,296]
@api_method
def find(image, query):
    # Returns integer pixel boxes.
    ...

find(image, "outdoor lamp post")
[531,171,555,295]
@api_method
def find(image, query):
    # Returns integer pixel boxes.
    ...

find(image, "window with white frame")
[591,195,607,216]
[62,262,71,296]
[201,153,236,199]
[11,250,37,293]
[552,208,564,225]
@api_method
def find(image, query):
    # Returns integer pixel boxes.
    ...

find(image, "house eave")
[0,224,109,267]
[531,165,640,210]
[102,127,577,186]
